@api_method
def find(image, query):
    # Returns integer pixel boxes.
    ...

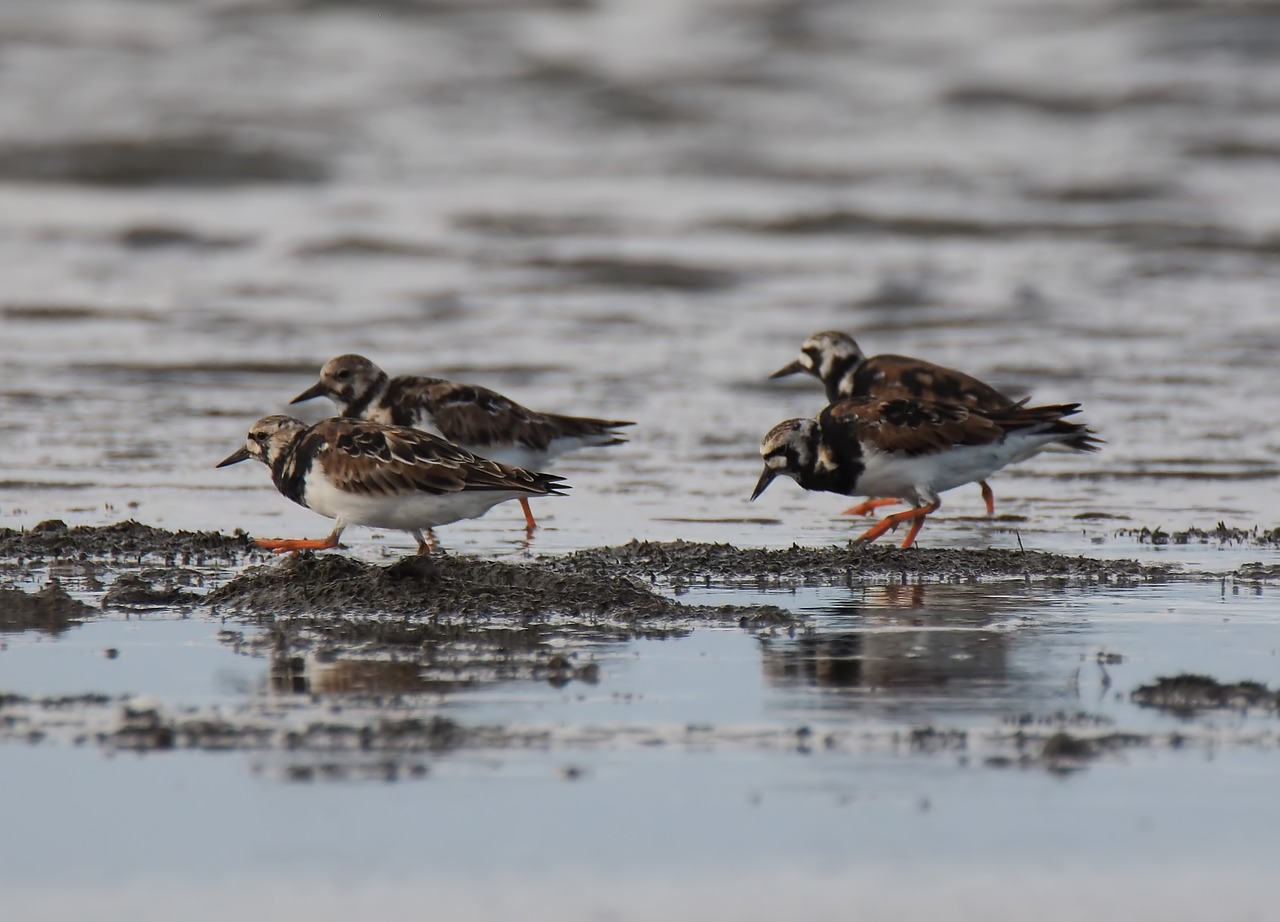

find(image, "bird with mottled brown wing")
[823,397,1008,457]
[314,418,561,499]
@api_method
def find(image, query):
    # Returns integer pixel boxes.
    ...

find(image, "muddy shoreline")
[0,520,1189,626]
[3,521,1280,777]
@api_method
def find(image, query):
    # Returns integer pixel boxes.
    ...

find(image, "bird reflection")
[762,584,1032,692]
[269,653,443,696]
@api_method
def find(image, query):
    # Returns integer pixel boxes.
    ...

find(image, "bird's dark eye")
[336,370,351,382]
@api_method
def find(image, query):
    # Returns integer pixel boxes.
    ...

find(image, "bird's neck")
[343,371,390,420]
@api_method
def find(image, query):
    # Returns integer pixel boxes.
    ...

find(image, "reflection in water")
[267,646,607,698]
[761,584,1035,693]
[270,654,437,696]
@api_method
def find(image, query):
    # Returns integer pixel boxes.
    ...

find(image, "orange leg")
[519,497,539,533]
[254,531,342,555]
[413,528,437,556]
[855,503,940,548]
[979,481,995,517]
[843,497,901,517]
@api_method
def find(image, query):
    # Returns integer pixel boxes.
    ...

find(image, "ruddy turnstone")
[216,415,568,555]
[290,354,633,533]
[769,330,1068,517]
[750,396,1100,548]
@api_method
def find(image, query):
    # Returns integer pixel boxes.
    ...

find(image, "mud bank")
[0,520,251,562]
[1132,674,1280,715]
[0,582,94,633]
[0,524,1180,619]
[207,553,792,624]
[553,540,1172,586]
[1121,524,1280,546]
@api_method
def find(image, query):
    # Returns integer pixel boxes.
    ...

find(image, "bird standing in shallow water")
[291,354,632,535]
[750,396,1100,548]
[769,330,1061,517]
[217,415,568,555]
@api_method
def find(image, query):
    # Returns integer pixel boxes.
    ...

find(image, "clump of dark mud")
[115,225,250,250]
[524,255,737,291]
[0,136,326,186]
[208,553,791,623]
[0,520,252,562]
[1131,674,1280,715]
[0,581,95,633]
[553,540,1168,586]
[102,573,203,609]
[1121,523,1280,546]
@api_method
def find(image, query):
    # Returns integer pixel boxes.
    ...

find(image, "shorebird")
[217,415,568,554]
[770,330,1069,517]
[751,396,1100,548]
[291,354,631,533]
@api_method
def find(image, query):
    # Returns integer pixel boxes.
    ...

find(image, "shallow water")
[3,0,1280,917]
[5,581,1280,919]
[1,0,1280,561]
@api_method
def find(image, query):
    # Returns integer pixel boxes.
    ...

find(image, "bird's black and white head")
[769,331,865,403]
[216,415,309,469]
[290,354,390,416]
[750,417,819,500]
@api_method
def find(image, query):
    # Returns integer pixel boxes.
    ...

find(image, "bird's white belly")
[304,476,526,530]
[475,443,564,471]
[855,443,1016,502]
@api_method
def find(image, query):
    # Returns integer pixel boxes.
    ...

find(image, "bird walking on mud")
[216,415,568,555]
[750,396,1100,549]
[770,330,1039,517]
[291,354,632,535]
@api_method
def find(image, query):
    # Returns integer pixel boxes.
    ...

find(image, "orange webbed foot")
[843,497,901,517]
[254,534,341,554]
[854,503,940,549]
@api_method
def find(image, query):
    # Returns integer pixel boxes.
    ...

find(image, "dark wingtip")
[537,472,572,495]
[1067,431,1105,452]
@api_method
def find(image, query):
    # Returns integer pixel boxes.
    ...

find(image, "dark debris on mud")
[1121,523,1280,547]
[0,520,252,563]
[1131,674,1280,716]
[553,540,1169,586]
[208,553,792,625]
[0,581,94,634]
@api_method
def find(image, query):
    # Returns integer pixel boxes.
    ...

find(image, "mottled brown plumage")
[314,417,560,499]
[291,354,632,533]
[751,396,1099,548]
[770,330,1013,410]
[770,330,1099,515]
[216,415,568,555]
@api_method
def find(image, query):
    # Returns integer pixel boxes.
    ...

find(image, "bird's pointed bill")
[290,380,328,405]
[216,446,252,468]
[750,466,779,501]
[768,360,804,380]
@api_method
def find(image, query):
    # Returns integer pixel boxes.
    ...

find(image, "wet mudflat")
[4,527,1280,919]
[4,0,1280,917]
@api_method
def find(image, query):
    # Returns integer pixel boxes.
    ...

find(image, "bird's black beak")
[216,446,252,468]
[290,380,327,405]
[768,359,805,380]
[750,466,779,501]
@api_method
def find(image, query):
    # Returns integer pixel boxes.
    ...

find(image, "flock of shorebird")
[217,331,1098,554]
